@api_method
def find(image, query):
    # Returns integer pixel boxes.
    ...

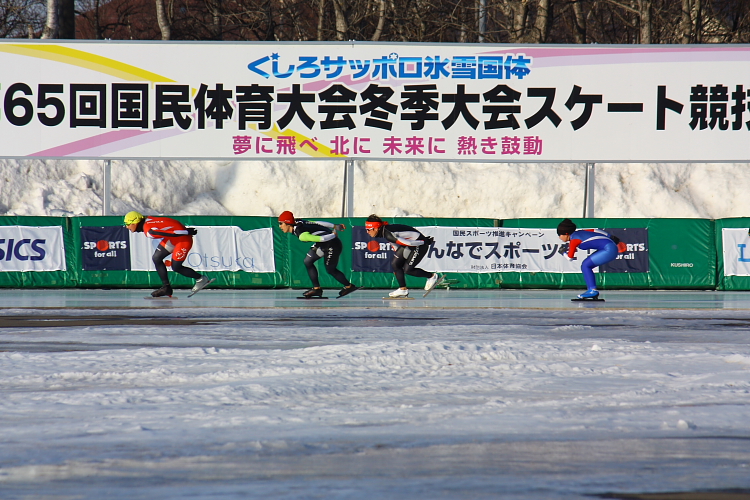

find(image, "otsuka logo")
[186,252,260,270]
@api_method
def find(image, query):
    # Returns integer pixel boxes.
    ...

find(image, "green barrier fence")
[286,217,499,291]
[71,216,288,289]
[0,216,77,288]
[499,218,715,290]
[0,215,725,290]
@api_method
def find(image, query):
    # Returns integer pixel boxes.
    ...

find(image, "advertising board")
[2,42,749,161]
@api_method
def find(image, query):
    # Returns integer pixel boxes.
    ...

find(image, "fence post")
[583,162,595,218]
[102,159,112,216]
[342,159,355,217]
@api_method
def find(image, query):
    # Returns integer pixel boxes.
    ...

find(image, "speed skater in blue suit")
[556,218,627,300]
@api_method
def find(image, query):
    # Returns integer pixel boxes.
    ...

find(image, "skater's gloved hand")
[557,243,569,255]
[334,224,346,232]
[423,236,435,247]
[186,227,198,235]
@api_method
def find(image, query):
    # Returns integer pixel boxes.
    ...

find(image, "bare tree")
[206,0,222,39]
[332,0,347,39]
[18,0,747,45]
[0,0,44,38]
[155,0,171,39]
[41,0,58,37]
[680,0,700,42]
[501,0,529,43]
[532,0,551,41]
[639,0,652,43]
[570,0,587,42]
[58,0,74,37]
[39,0,74,38]
[371,0,386,40]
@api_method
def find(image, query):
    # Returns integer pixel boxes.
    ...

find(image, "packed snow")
[1,289,750,499]
[2,158,750,219]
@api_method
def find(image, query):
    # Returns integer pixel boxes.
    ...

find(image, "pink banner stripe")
[30,129,150,157]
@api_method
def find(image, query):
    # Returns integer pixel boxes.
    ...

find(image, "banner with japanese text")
[128,226,275,273]
[353,226,647,274]
[1,41,749,161]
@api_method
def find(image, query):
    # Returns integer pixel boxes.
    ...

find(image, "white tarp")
[1,41,749,161]
[721,228,750,276]
[0,226,66,272]
[129,226,275,273]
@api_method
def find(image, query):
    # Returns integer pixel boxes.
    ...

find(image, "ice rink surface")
[5,287,750,311]
[1,288,750,500]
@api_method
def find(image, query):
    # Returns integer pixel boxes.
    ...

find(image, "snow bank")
[2,159,749,219]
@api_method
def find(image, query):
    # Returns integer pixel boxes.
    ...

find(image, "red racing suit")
[142,216,193,262]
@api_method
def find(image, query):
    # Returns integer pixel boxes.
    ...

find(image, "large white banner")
[1,41,749,161]
[416,227,587,273]
[129,226,275,273]
[0,226,66,272]
[721,228,750,276]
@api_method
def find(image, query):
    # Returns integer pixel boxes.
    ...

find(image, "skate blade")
[423,276,445,297]
[571,297,605,302]
[187,278,217,298]
[297,296,328,300]
[145,296,177,300]
[336,286,363,299]
[382,297,414,300]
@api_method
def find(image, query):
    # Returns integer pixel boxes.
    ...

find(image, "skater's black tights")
[392,246,432,288]
[304,241,351,288]
[152,246,201,286]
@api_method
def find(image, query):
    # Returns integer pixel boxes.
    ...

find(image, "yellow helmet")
[123,211,145,226]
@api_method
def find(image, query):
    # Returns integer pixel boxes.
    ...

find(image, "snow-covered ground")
[3,159,750,219]
[1,289,749,499]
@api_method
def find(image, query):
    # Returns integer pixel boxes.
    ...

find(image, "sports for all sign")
[81,226,130,270]
[1,42,749,161]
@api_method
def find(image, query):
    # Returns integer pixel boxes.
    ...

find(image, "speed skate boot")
[388,288,409,298]
[151,285,173,297]
[338,284,359,298]
[302,288,324,298]
[577,289,599,300]
[191,276,212,294]
[424,273,443,291]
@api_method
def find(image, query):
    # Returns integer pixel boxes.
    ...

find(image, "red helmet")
[278,211,295,225]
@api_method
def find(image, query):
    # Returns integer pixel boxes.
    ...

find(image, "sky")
[2,158,750,219]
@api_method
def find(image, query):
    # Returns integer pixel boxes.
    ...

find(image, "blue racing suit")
[566,229,621,290]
